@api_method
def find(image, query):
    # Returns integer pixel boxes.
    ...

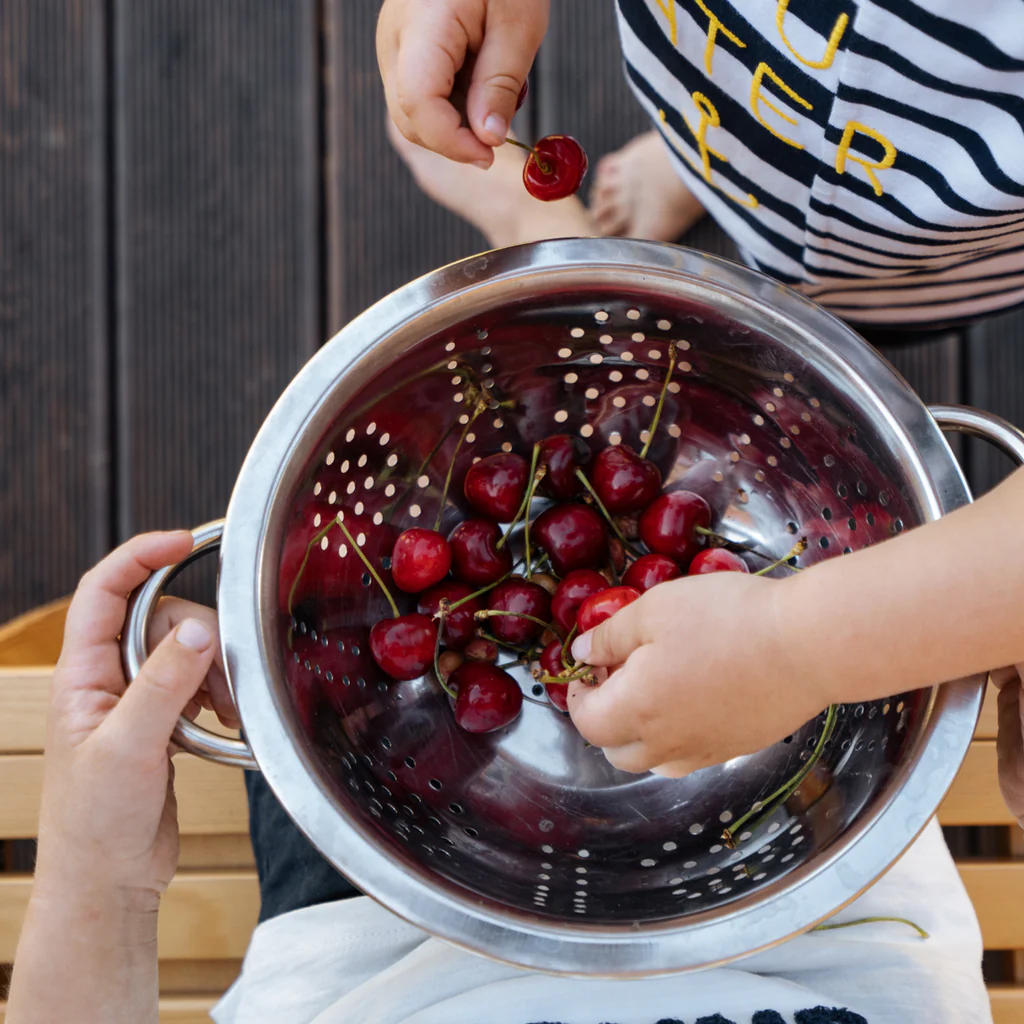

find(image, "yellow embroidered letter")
[776,0,849,70]
[693,0,746,75]
[661,101,758,209]
[750,62,813,149]
[835,121,897,197]
[656,0,677,46]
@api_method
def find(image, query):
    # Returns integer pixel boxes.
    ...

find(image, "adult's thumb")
[466,2,548,146]
[109,619,215,756]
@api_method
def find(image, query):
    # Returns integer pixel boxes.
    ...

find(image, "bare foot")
[388,119,594,248]
[591,131,705,241]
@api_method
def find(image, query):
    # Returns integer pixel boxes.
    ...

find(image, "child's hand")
[34,532,231,905]
[994,665,1024,822]
[377,0,549,166]
[567,573,828,777]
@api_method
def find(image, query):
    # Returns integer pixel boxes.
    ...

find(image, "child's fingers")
[391,31,493,165]
[102,619,216,761]
[60,532,195,670]
[465,3,547,146]
[571,598,649,668]
[566,667,639,749]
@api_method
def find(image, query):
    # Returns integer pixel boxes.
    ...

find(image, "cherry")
[591,445,662,515]
[451,662,524,733]
[436,650,463,683]
[464,452,529,521]
[538,434,589,500]
[539,638,565,678]
[449,518,513,586]
[623,553,680,592]
[369,613,437,681]
[486,578,552,645]
[523,135,588,202]
[464,636,499,663]
[533,504,607,577]
[417,580,480,648]
[639,490,712,565]
[551,569,608,635]
[688,548,749,575]
[577,585,641,634]
[391,527,451,594]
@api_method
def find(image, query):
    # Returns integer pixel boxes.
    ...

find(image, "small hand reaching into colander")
[569,466,1024,789]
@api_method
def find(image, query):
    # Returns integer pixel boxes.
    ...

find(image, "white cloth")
[212,819,989,1024]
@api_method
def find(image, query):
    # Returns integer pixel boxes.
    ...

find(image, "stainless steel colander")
[123,239,1024,976]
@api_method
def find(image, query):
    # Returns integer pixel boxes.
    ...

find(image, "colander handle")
[121,519,258,770]
[929,405,1024,467]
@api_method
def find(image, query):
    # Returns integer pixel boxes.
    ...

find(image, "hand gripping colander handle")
[121,519,258,770]
[929,404,1024,467]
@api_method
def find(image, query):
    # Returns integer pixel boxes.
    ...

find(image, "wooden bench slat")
[177,835,254,870]
[938,740,1013,825]
[990,985,1024,1024]
[0,994,217,1023]
[959,863,1024,950]
[0,755,248,839]
[158,959,243,994]
[0,871,259,962]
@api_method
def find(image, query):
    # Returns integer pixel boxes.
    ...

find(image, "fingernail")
[572,631,592,663]
[176,618,212,651]
[484,114,506,140]
[472,158,491,170]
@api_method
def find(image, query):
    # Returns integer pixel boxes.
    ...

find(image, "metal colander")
[123,239,1024,976]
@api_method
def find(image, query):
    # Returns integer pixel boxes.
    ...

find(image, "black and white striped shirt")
[616,0,1024,325]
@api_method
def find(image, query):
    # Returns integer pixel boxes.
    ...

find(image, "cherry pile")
[288,343,804,738]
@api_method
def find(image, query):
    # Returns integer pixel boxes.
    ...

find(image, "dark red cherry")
[417,580,480,648]
[523,135,588,202]
[538,434,589,500]
[688,548,749,575]
[451,662,524,733]
[533,503,607,577]
[464,452,529,521]
[391,527,451,594]
[464,636,499,663]
[546,677,569,713]
[638,490,712,565]
[591,445,662,515]
[449,518,513,586]
[515,79,529,112]
[486,578,552,645]
[550,569,608,635]
[577,586,641,634]
[539,638,565,678]
[623,553,680,592]
[369,613,437,681]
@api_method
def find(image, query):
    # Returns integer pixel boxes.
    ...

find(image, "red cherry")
[515,79,529,112]
[688,548,749,575]
[369,613,437,681]
[391,528,451,594]
[464,636,499,663]
[533,504,607,576]
[451,662,524,733]
[417,580,480,648]
[539,638,564,678]
[639,490,712,565]
[577,586,641,634]
[623,553,680,592]
[523,135,588,202]
[591,445,662,515]
[538,434,589,500]
[464,452,529,521]
[449,518,514,586]
[486,578,552,645]
[550,569,608,635]
[546,681,569,713]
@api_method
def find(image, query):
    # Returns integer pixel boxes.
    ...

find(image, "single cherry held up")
[336,518,437,681]
[505,135,588,202]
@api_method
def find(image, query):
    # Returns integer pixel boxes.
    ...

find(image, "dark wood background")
[2,0,1021,625]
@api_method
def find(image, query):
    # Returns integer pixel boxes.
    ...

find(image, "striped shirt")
[615,0,1024,325]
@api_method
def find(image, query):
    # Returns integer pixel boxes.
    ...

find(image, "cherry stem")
[522,691,569,714]
[433,602,457,699]
[475,609,562,640]
[497,443,541,550]
[442,569,515,616]
[434,401,485,532]
[752,538,808,577]
[504,136,552,175]
[286,515,341,622]
[575,468,643,555]
[694,526,801,568]
[813,916,929,940]
[639,343,677,460]
[540,664,595,686]
[386,415,461,526]
[724,704,838,844]
[561,625,578,670]
[476,629,531,656]
[336,517,399,619]
[523,467,546,579]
